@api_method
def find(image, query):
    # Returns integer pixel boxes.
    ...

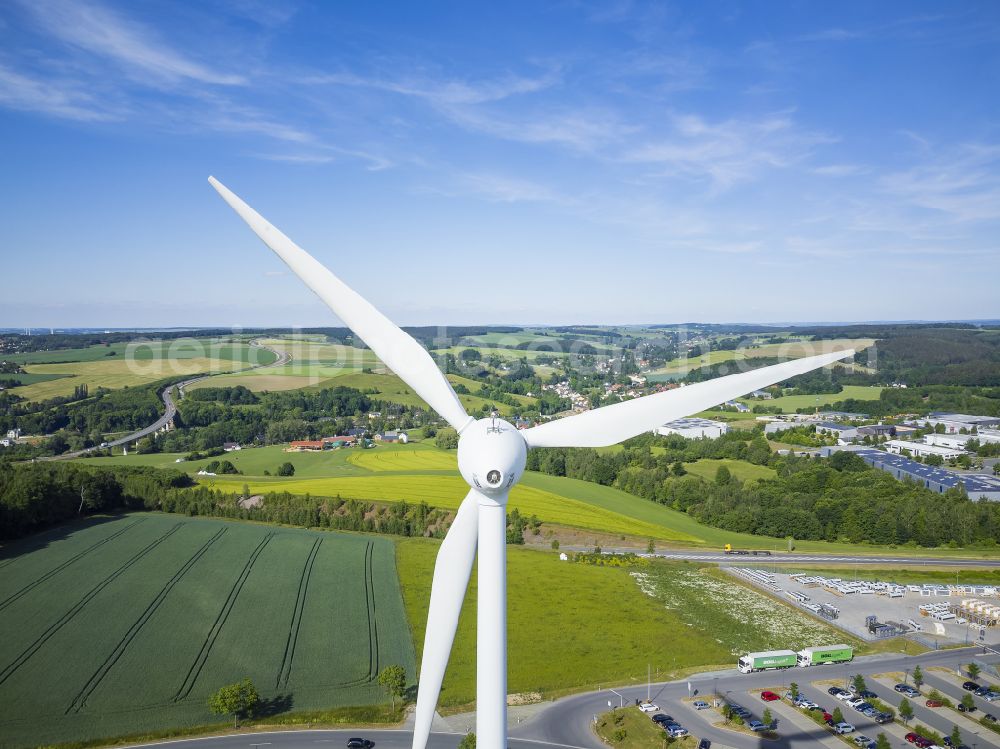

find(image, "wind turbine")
[208,176,853,749]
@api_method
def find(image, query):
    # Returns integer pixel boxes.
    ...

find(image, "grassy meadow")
[740,385,885,413]
[647,338,873,377]
[74,441,1000,557]
[396,541,733,708]
[0,514,414,749]
[10,340,275,402]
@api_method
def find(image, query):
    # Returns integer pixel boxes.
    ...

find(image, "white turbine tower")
[208,177,853,749]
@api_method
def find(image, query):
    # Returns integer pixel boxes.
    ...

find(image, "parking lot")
[629,667,1000,749]
[726,568,1000,646]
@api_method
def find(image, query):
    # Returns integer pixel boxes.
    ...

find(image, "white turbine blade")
[523,349,854,448]
[412,491,480,749]
[208,177,473,433]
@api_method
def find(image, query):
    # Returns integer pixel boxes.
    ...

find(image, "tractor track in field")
[65,527,228,714]
[172,532,275,702]
[0,519,144,613]
[0,522,183,686]
[364,540,380,682]
[275,537,322,689]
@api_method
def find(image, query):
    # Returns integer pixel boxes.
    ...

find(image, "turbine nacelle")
[457,417,527,501]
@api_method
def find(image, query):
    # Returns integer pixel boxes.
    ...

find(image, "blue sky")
[1,1,998,327]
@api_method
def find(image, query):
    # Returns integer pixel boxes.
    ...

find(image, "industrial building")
[764,419,819,435]
[913,412,1000,433]
[925,433,976,450]
[884,439,966,460]
[817,411,869,421]
[815,422,858,443]
[656,417,729,440]
[821,447,1000,502]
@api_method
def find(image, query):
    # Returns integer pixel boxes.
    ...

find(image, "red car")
[925,699,943,708]
[905,733,919,744]
[760,691,780,702]
[823,712,833,724]
[915,738,932,748]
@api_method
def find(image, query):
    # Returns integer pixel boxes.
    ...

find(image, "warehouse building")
[885,439,966,461]
[656,417,729,440]
[915,413,1000,434]
[816,421,858,443]
[821,447,1000,502]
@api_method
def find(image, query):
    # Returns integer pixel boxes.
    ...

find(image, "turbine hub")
[457,417,527,502]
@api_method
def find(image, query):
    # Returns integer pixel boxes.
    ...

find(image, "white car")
[836,692,854,702]
[835,722,855,734]
[639,703,659,713]
[854,735,873,747]
[800,700,819,710]
[845,698,865,709]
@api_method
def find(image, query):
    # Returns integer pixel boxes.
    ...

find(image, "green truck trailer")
[737,649,798,673]
[796,644,853,667]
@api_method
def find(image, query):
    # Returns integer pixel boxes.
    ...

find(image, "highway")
[53,340,288,459]
[118,647,1000,749]
[559,546,1000,568]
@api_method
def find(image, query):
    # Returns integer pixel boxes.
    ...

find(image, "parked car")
[693,701,709,710]
[962,681,981,691]
[985,692,1000,702]
[905,733,920,744]
[925,699,943,708]
[985,713,998,723]
[698,740,710,749]
[838,692,856,702]
[639,703,659,713]
[651,714,672,724]
[854,735,874,748]
[823,712,833,724]
[957,702,976,713]
[914,738,932,748]
[829,687,847,697]
[761,691,779,702]
[846,697,866,709]
[835,722,855,734]
[346,740,374,749]
[667,725,688,737]
[854,701,874,712]
[748,721,767,732]
[859,690,878,699]
[975,686,991,697]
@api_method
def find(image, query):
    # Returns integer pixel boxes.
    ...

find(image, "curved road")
[55,339,289,459]
[117,647,1000,749]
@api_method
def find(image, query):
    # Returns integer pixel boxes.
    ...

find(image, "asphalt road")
[512,646,1000,749]
[560,546,1000,568]
[52,340,289,460]
[118,647,1000,749]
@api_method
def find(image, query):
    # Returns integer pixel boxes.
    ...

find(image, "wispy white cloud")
[0,62,116,121]
[16,0,245,87]
[309,69,558,106]
[456,173,569,204]
[881,143,1000,222]
[813,163,868,177]
[624,111,832,189]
